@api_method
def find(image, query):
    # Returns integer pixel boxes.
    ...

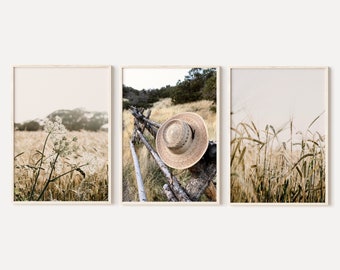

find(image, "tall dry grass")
[231,117,326,203]
[122,98,216,202]
[14,131,109,201]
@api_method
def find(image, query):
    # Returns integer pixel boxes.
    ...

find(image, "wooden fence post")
[136,129,191,202]
[163,184,178,202]
[129,140,147,202]
[185,141,217,201]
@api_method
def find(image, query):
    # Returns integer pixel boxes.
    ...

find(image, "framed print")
[13,65,111,203]
[122,66,220,204]
[229,66,328,204]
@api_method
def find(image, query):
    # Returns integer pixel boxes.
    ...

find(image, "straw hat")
[156,112,209,169]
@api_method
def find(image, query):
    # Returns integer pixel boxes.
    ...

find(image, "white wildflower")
[55,116,62,124]
[79,152,102,175]
[43,117,67,135]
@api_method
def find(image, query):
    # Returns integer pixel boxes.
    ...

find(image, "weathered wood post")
[130,107,159,137]
[163,184,178,202]
[136,129,191,202]
[185,141,217,201]
[129,140,147,202]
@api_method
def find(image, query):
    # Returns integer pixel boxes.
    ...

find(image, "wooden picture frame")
[13,65,112,204]
[121,66,220,204]
[229,66,329,205]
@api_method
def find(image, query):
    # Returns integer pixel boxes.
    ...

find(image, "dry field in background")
[122,98,216,202]
[14,131,109,201]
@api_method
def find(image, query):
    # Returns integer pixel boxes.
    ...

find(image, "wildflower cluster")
[78,152,105,174]
[29,116,89,201]
[15,115,107,202]
[44,116,79,157]
[43,116,67,134]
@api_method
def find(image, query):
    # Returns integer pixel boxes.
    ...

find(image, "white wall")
[0,0,338,269]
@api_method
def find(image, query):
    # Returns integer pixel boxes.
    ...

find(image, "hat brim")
[156,112,209,169]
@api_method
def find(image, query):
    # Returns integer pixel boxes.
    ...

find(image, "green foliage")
[158,85,175,98]
[48,109,108,131]
[171,68,216,105]
[15,109,108,133]
[202,72,217,102]
[123,100,131,110]
[123,85,155,109]
[209,105,217,113]
[16,120,41,131]
[122,68,217,109]
[86,112,108,131]
[49,109,85,131]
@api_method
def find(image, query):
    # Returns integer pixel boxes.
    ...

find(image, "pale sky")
[123,68,191,90]
[14,67,110,123]
[231,68,327,136]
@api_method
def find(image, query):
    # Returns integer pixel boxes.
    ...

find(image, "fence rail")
[129,107,216,202]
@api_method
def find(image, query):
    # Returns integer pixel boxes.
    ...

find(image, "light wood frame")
[12,65,112,204]
[228,66,329,205]
[121,65,220,205]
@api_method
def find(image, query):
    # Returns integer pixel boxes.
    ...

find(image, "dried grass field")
[122,98,216,202]
[231,117,326,203]
[14,129,109,202]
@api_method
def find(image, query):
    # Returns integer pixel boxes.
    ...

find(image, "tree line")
[15,108,108,132]
[123,68,216,110]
